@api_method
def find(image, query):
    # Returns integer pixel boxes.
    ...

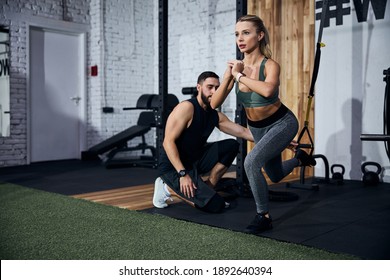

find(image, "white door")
[29,28,85,162]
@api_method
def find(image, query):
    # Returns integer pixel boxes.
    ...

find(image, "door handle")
[70,96,81,105]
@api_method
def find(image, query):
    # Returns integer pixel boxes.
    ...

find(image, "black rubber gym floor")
[146,181,390,260]
[0,159,160,195]
[1,159,389,260]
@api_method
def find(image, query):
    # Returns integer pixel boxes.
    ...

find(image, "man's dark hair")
[197,71,219,84]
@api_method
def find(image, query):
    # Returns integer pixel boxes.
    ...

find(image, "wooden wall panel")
[247,0,315,176]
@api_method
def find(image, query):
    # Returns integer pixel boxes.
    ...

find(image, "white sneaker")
[153,177,172,208]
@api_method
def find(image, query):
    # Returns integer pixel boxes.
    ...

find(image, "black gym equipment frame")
[157,0,169,168]
[360,67,390,163]
[235,0,250,195]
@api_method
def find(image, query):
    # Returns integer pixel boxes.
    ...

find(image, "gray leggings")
[245,109,299,214]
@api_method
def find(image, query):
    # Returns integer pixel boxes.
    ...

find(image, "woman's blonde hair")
[237,15,272,58]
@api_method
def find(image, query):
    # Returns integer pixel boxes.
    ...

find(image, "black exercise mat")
[0,159,159,195]
[144,180,390,260]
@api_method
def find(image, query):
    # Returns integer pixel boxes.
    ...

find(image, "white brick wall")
[87,0,156,154]
[167,0,236,99]
[165,0,236,142]
[0,0,236,166]
[87,0,104,147]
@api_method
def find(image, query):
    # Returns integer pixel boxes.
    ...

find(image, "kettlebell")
[331,164,345,185]
[361,161,382,186]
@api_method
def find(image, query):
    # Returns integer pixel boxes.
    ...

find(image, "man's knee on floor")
[196,194,225,213]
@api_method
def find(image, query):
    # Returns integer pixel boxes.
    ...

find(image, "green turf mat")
[0,183,358,260]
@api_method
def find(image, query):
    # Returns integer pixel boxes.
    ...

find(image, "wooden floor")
[72,172,300,211]
[72,183,152,210]
[73,183,179,210]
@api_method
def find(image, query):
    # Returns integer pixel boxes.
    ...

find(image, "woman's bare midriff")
[245,99,281,121]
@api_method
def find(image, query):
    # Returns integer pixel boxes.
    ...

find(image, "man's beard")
[201,92,212,110]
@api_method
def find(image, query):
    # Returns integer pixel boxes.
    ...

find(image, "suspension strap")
[297,0,329,150]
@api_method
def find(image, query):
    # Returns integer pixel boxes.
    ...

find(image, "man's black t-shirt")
[158,97,219,174]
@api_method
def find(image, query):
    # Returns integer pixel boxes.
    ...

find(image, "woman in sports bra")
[211,15,316,234]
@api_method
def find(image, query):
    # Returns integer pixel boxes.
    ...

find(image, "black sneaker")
[295,149,316,166]
[244,213,273,234]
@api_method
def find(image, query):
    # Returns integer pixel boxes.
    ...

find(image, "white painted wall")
[315,1,390,182]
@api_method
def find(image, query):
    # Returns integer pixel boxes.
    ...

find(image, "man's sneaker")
[244,213,273,234]
[153,177,172,208]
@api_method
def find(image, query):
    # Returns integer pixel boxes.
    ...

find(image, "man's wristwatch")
[178,169,187,177]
